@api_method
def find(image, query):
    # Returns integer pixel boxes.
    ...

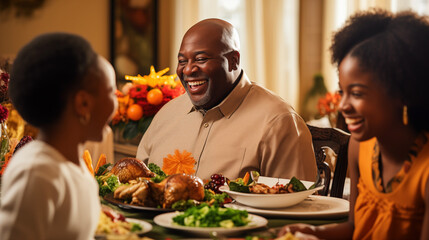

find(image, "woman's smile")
[344,117,364,132]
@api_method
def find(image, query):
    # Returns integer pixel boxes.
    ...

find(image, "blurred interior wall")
[1,0,325,116]
[299,0,324,120]
[0,0,110,60]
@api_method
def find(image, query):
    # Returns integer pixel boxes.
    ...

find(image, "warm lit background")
[1,0,428,160]
[1,0,428,116]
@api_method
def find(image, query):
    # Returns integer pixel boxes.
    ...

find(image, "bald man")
[137,19,317,181]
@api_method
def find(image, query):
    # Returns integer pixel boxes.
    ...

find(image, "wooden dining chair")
[307,124,351,198]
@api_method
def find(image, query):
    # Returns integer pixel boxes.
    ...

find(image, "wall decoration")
[110,0,158,84]
[0,0,46,17]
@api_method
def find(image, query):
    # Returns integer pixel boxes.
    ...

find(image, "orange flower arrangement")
[111,66,185,139]
[162,150,196,175]
[317,92,341,116]
[317,92,341,127]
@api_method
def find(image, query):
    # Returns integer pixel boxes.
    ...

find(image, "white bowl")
[219,176,323,209]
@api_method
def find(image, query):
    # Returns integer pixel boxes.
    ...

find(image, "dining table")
[101,197,348,240]
[0,177,349,240]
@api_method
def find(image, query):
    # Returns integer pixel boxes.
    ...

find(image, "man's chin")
[190,96,210,109]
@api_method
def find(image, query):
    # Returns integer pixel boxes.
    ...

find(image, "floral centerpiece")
[111,66,185,141]
[0,64,34,176]
[317,92,341,127]
[0,66,12,176]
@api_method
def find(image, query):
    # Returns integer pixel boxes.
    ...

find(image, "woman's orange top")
[353,133,429,240]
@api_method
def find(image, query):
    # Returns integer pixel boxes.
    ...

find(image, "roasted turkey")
[149,173,205,208]
[113,173,205,208]
[111,157,155,183]
[114,180,153,206]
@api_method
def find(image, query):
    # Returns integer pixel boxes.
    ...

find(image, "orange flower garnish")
[162,149,196,175]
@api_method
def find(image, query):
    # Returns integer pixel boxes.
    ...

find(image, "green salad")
[172,203,250,228]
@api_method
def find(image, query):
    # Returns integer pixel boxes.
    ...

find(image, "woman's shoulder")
[5,141,68,178]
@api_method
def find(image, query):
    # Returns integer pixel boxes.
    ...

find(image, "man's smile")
[186,80,208,94]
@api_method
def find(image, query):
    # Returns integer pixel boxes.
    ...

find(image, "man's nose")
[183,62,198,76]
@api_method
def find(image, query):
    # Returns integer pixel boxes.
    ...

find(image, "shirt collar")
[187,71,252,118]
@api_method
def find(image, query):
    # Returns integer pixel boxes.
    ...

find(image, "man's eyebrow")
[194,51,208,55]
[177,51,209,58]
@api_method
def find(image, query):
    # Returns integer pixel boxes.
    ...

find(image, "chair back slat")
[307,124,351,198]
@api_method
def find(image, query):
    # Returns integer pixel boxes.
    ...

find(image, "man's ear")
[227,50,240,71]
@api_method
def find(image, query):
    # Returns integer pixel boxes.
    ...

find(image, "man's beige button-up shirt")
[137,73,317,181]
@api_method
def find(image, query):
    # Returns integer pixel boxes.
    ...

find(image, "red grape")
[206,173,228,193]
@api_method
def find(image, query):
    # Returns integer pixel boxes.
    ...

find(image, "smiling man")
[136,18,317,181]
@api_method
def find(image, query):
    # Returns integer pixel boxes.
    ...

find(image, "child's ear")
[74,90,93,118]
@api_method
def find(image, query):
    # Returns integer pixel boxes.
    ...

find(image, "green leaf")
[248,171,260,185]
[228,181,250,193]
[130,223,142,232]
[151,175,167,183]
[148,163,166,177]
[289,176,307,192]
[0,138,9,159]
[95,163,112,176]
[96,173,120,197]
[122,121,139,139]
[138,116,153,135]
[111,121,126,130]
[171,199,198,211]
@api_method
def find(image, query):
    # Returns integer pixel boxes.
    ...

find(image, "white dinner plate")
[127,218,153,233]
[219,176,323,209]
[95,218,152,240]
[153,212,268,237]
[225,195,349,219]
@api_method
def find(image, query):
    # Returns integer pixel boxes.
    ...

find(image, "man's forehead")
[189,19,225,33]
[185,25,223,42]
[180,31,224,53]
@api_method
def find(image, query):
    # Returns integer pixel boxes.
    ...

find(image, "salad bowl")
[219,176,323,209]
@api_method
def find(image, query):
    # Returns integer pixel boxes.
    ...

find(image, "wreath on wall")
[0,0,46,17]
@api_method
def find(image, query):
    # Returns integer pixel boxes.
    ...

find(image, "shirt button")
[203,123,209,128]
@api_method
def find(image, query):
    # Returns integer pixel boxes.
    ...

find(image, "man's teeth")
[188,81,206,87]
[345,118,363,124]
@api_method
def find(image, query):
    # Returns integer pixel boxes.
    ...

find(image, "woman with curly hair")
[278,9,429,239]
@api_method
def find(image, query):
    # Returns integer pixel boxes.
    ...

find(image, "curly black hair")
[330,9,429,132]
[9,32,97,128]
